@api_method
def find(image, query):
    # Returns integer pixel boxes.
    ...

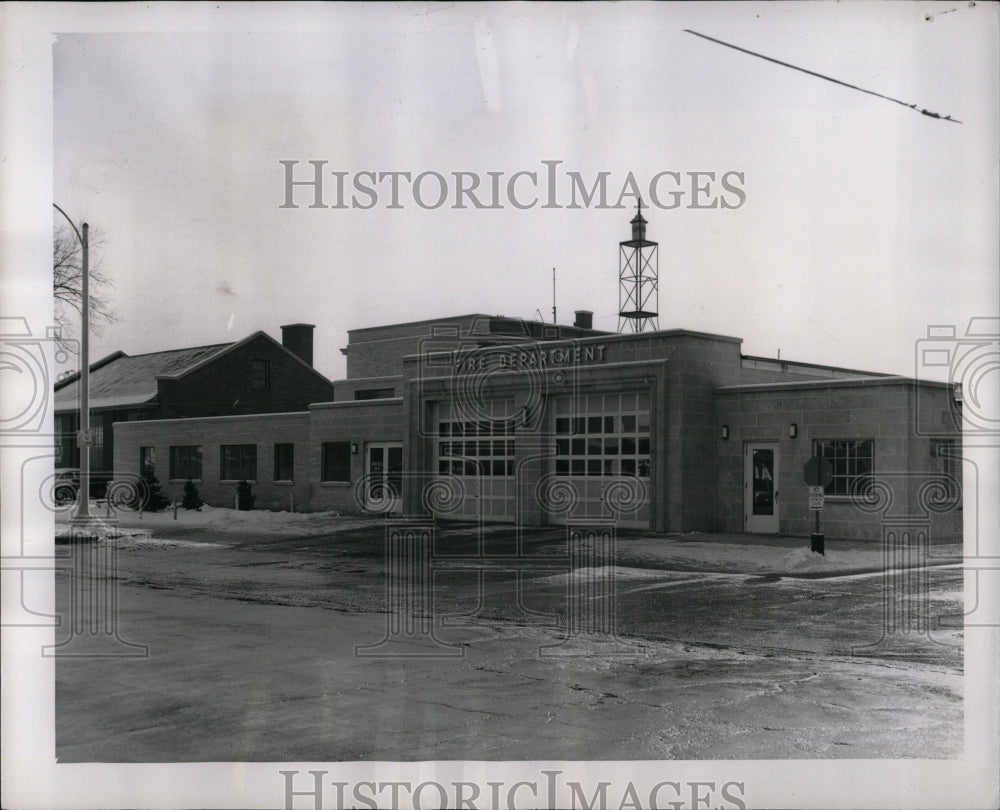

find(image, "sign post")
[803,456,833,555]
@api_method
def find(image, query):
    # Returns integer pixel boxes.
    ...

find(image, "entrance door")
[745,442,779,533]
[367,443,403,513]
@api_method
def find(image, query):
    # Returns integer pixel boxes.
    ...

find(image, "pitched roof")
[54,343,232,411]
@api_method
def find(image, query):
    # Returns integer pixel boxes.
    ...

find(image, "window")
[140,446,155,478]
[552,392,651,478]
[274,443,294,481]
[436,401,515,477]
[170,445,203,480]
[221,444,257,480]
[354,387,395,400]
[250,359,270,391]
[55,414,76,465]
[321,442,352,482]
[812,439,873,496]
[930,439,961,503]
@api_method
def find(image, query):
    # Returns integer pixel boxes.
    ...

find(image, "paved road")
[53,521,963,761]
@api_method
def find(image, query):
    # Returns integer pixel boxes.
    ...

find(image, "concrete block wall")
[333,375,402,401]
[345,316,481,379]
[113,412,312,511]
[715,379,961,541]
[308,399,405,513]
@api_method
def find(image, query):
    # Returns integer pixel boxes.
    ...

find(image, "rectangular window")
[552,392,651,478]
[812,439,874,496]
[220,444,257,481]
[321,442,352,482]
[55,414,76,465]
[435,402,515,477]
[930,438,961,503]
[274,443,294,481]
[250,359,270,391]
[354,387,395,400]
[140,446,155,478]
[170,445,203,480]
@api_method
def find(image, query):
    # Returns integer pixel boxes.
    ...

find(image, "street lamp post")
[53,203,93,525]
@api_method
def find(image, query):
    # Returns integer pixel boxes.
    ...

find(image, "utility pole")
[53,204,93,525]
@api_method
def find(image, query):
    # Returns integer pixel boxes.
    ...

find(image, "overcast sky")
[50,2,998,382]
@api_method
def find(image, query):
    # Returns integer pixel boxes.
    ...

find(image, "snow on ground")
[588,535,963,577]
[56,502,378,537]
[55,503,963,575]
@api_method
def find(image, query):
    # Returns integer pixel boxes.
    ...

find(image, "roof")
[54,343,232,411]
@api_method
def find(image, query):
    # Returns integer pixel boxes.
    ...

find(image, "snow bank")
[56,503,379,537]
[587,536,960,577]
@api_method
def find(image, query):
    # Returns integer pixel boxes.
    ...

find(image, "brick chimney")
[280,323,315,366]
[574,310,593,330]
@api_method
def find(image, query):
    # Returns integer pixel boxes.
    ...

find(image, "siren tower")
[617,200,659,333]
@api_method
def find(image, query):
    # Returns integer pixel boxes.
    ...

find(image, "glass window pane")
[622,437,636,454]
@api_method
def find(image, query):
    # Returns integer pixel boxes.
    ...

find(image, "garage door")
[547,392,651,528]
[434,399,516,522]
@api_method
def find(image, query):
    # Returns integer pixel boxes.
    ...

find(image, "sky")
[49,2,999,383]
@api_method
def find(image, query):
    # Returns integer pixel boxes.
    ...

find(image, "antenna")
[552,267,557,324]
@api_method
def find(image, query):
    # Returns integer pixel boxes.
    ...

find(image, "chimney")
[574,310,593,330]
[281,323,315,366]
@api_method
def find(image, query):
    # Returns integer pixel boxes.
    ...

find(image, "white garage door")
[547,392,651,529]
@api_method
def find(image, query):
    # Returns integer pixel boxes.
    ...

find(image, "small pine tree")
[236,479,255,511]
[140,472,172,512]
[181,479,204,511]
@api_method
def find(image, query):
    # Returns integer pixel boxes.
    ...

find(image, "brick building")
[55,324,334,492]
[109,310,962,542]
[104,216,962,541]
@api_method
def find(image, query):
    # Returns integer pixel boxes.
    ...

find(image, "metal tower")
[617,201,659,333]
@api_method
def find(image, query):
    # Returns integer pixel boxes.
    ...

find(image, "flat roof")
[716,376,954,394]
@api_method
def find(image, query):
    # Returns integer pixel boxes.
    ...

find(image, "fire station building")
[107,213,962,541]
[107,309,961,542]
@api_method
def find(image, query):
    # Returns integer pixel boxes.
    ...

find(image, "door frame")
[366,442,403,514]
[745,441,780,534]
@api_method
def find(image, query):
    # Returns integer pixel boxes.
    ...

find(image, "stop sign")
[803,456,833,487]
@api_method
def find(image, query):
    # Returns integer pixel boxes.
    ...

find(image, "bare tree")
[53,221,116,350]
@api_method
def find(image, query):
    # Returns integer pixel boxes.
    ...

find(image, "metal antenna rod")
[552,267,556,324]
